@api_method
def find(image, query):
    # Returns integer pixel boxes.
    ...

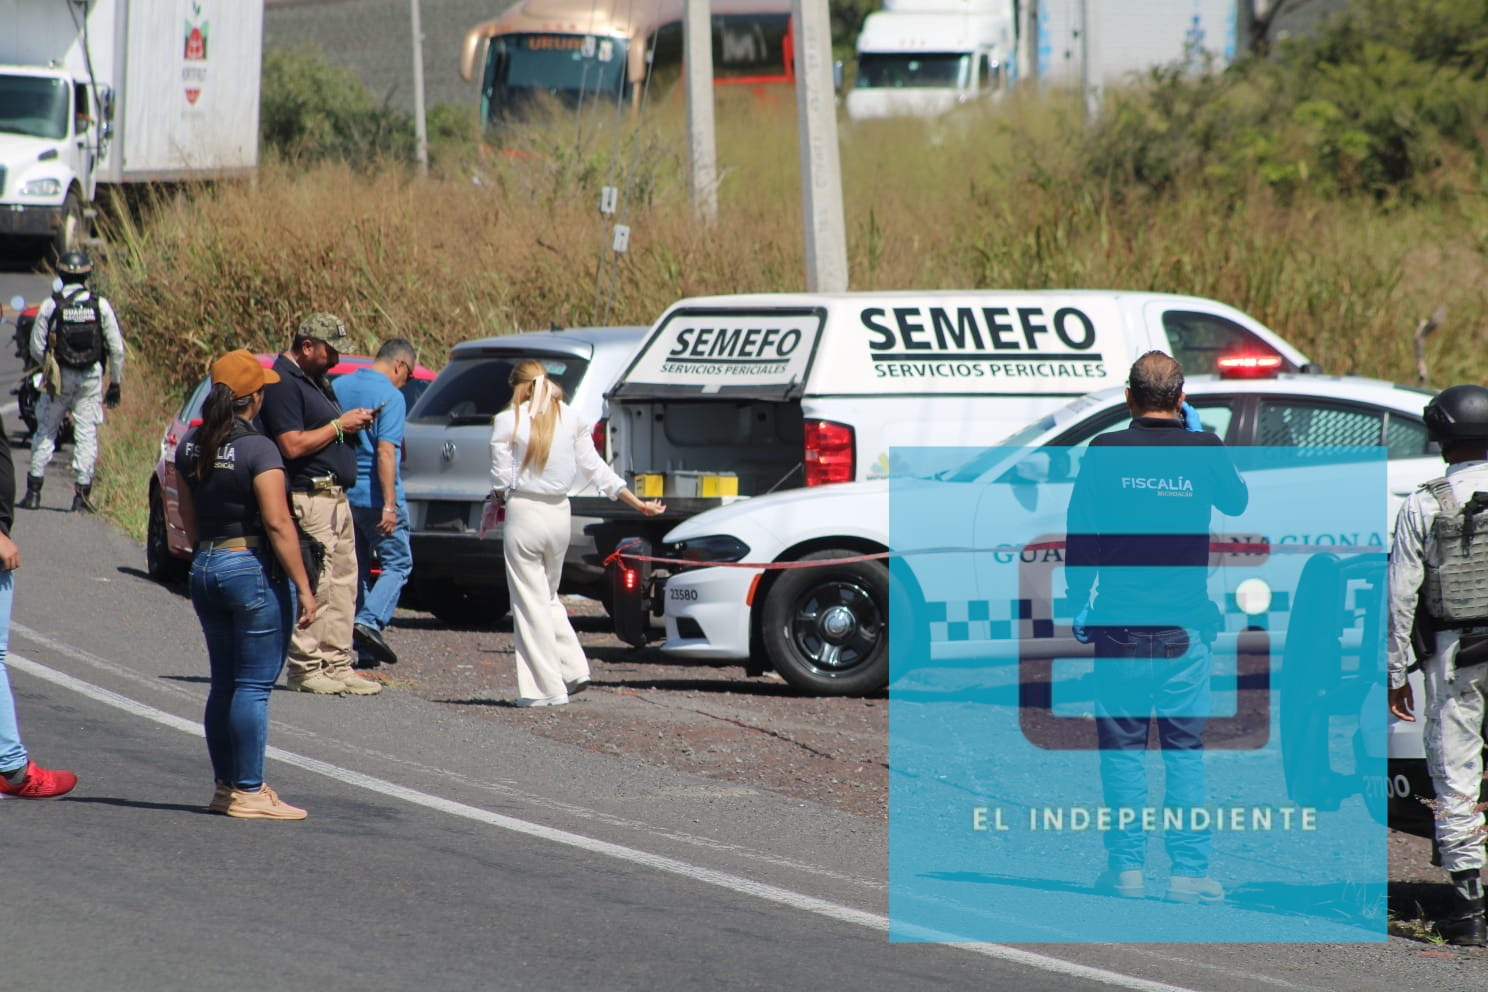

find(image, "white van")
[581,290,1313,622]
[601,290,1311,494]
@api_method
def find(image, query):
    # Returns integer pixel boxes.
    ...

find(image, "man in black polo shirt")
[1065,351,1248,906]
[259,313,381,696]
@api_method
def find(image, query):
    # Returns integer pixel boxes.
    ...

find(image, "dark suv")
[401,326,648,625]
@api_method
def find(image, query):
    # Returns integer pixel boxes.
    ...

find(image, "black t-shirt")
[257,354,358,490]
[1066,416,1250,628]
[175,423,286,542]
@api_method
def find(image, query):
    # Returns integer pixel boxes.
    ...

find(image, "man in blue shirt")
[333,339,418,667]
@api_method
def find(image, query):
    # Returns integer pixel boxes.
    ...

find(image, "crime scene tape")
[603,539,1386,572]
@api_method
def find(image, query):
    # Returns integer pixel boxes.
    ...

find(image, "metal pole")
[1017,0,1038,89]
[410,0,429,175]
[683,0,718,224]
[1079,0,1100,123]
[791,0,848,292]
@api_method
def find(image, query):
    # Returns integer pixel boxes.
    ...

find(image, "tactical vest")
[49,290,104,369]
[1422,477,1488,626]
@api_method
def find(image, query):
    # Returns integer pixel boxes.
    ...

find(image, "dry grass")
[88,93,1488,539]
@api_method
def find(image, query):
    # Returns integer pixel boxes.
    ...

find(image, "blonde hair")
[506,359,564,474]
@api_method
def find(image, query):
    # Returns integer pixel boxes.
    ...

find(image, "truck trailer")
[0,0,263,258]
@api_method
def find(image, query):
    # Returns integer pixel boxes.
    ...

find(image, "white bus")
[460,0,795,124]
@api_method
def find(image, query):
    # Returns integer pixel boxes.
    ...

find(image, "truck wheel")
[51,191,85,260]
[146,487,188,584]
[418,577,510,627]
[762,550,892,696]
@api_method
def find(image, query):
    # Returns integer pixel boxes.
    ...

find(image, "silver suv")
[402,326,649,625]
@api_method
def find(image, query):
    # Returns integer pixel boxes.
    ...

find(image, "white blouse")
[489,402,626,499]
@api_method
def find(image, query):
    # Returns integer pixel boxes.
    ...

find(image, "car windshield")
[409,352,588,425]
[855,53,969,89]
[0,74,70,139]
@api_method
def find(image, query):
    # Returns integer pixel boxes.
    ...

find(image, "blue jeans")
[0,571,26,773]
[351,504,412,631]
[1093,625,1212,876]
[190,547,293,790]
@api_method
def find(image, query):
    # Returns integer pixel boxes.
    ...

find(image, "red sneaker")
[0,760,78,799]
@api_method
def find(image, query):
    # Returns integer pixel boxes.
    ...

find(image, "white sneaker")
[1093,869,1145,899]
[515,694,568,708]
[1165,876,1224,905]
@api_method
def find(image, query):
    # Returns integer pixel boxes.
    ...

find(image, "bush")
[260,46,415,165]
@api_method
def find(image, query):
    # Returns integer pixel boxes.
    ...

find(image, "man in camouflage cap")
[257,313,381,695]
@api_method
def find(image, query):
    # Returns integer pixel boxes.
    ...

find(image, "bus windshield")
[855,53,970,90]
[483,33,629,122]
[0,74,70,140]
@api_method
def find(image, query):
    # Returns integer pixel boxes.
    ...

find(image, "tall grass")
[89,87,1488,539]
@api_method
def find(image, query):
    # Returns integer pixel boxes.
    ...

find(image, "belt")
[293,474,343,494]
[198,536,259,552]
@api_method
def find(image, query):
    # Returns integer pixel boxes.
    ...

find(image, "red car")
[146,353,437,582]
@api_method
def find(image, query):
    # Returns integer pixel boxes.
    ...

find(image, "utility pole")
[1017,0,1038,89]
[1078,0,1101,122]
[683,0,718,224]
[791,0,848,292]
[410,0,429,175]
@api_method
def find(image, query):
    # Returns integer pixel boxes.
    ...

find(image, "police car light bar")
[1216,353,1283,378]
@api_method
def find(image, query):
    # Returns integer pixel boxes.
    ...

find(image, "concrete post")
[791,0,849,292]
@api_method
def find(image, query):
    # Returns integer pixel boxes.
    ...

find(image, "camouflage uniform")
[27,285,125,488]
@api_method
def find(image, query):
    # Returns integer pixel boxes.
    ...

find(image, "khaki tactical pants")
[287,490,358,679]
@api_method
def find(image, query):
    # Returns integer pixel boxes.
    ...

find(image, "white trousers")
[30,366,103,484]
[1423,644,1488,873]
[503,492,589,700]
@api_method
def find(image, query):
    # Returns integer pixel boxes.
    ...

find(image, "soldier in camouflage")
[19,251,126,513]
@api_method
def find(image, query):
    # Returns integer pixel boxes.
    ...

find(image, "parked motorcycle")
[5,294,73,445]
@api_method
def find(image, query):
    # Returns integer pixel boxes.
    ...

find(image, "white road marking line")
[8,650,1214,992]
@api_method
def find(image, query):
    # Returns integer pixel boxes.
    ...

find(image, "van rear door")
[608,306,826,500]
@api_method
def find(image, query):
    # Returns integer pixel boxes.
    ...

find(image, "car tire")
[418,576,511,627]
[146,487,188,584]
[761,550,893,697]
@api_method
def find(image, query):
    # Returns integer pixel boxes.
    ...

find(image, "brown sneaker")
[286,671,349,695]
[224,784,307,820]
[328,667,383,695]
[208,780,232,814]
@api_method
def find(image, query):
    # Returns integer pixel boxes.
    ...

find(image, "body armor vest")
[49,290,104,369]
[1423,477,1488,626]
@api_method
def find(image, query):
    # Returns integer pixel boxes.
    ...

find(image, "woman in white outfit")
[489,360,665,706]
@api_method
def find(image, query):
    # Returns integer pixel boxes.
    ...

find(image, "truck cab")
[0,65,108,256]
[845,1,1015,122]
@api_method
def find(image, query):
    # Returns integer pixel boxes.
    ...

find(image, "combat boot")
[71,483,95,514]
[1438,871,1487,947]
[18,476,42,510]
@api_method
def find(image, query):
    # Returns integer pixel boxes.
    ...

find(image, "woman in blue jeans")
[177,350,317,819]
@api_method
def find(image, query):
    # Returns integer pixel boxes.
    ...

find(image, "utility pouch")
[1457,632,1488,667]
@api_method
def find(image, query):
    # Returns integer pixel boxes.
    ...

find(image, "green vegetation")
[89,2,1488,535]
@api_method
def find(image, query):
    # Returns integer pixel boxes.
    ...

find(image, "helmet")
[56,251,93,277]
[1424,385,1488,443]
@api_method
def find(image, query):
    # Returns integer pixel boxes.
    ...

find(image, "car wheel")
[417,576,511,627]
[762,550,892,696]
[145,487,188,583]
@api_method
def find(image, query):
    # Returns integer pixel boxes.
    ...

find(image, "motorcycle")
[5,294,73,445]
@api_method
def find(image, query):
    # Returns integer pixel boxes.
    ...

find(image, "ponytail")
[194,383,255,482]
[505,359,564,474]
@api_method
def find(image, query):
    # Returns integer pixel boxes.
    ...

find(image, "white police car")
[648,372,1442,827]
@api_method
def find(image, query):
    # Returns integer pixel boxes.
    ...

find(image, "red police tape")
[602,538,1384,572]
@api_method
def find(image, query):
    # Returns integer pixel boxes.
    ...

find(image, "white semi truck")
[845,0,1016,123]
[0,0,263,258]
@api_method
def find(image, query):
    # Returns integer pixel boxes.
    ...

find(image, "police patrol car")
[631,372,1442,830]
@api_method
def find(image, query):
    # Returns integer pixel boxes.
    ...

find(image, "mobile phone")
[373,400,389,415]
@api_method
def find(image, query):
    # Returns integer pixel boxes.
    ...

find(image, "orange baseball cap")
[211,349,280,398]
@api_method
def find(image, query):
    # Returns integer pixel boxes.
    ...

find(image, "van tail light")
[1216,353,1283,378]
[609,536,651,647]
[591,418,608,458]
[804,420,855,486]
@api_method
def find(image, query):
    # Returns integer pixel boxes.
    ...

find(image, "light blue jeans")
[190,547,293,790]
[351,503,412,631]
[0,571,26,773]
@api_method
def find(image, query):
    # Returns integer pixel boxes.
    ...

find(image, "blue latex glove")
[1072,604,1092,644]
[1181,401,1202,432]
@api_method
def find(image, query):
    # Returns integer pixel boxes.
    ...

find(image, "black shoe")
[18,477,42,510]
[70,483,95,513]
[353,623,397,665]
[1438,913,1487,947]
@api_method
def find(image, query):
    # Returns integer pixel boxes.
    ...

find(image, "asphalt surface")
[3,263,1488,989]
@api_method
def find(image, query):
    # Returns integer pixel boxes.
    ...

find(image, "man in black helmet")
[1387,384,1488,947]
[19,251,125,513]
